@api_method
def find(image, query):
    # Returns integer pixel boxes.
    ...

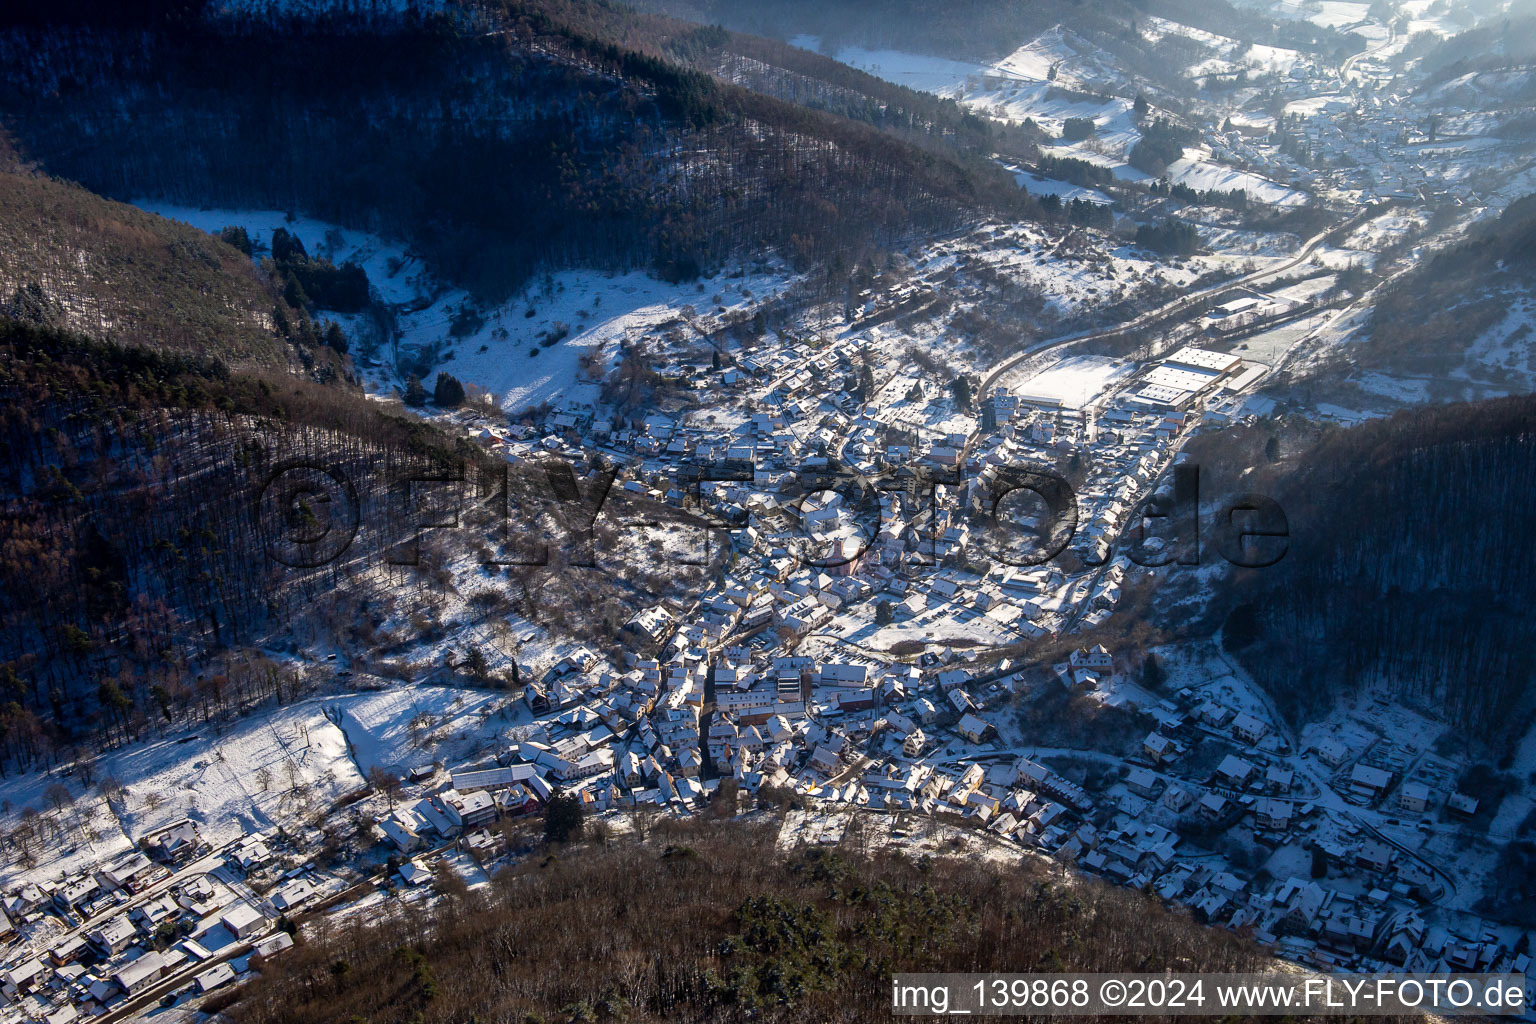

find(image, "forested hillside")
[0,142,306,368]
[635,0,1365,81]
[0,0,1032,299]
[228,823,1268,1024]
[1220,393,1536,756]
[0,310,717,776]
[1365,193,1536,374]
[1413,13,1536,82]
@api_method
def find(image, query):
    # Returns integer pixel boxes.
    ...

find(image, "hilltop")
[0,146,303,368]
[228,819,1269,1024]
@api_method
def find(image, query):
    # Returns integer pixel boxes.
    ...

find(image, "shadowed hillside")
[0,142,305,367]
[228,822,1273,1024]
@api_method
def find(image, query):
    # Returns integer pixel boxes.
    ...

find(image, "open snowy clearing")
[135,201,795,415]
[1166,153,1310,206]
[0,682,519,893]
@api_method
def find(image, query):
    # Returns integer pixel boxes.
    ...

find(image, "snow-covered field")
[790,36,976,95]
[792,29,1136,138]
[136,202,795,415]
[1141,16,1307,79]
[0,682,516,893]
[133,202,425,306]
[0,701,355,893]
[1166,153,1310,206]
[1005,166,1113,205]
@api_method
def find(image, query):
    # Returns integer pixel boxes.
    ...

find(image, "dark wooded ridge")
[228,821,1280,1024]
[0,0,1040,299]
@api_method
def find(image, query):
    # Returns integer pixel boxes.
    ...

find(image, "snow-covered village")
[0,0,1535,1020]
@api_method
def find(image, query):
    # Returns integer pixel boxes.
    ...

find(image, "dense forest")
[1218,393,1536,757]
[227,822,1271,1024]
[1366,192,1536,374]
[0,0,1036,300]
[0,305,718,777]
[1413,11,1536,83]
[0,143,309,368]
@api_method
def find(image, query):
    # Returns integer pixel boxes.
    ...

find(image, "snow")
[131,202,425,306]
[1302,0,1371,30]
[1006,167,1113,205]
[789,36,976,95]
[1490,714,1536,838]
[1244,44,1307,75]
[0,700,361,893]
[133,201,794,415]
[1165,153,1311,207]
[1013,355,1134,409]
[992,30,1082,83]
[0,682,522,893]
[1140,16,1305,78]
[326,683,510,776]
[793,29,1137,139]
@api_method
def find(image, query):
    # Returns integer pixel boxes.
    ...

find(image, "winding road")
[977,205,1380,400]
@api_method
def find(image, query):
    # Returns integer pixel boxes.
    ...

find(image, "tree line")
[0,2,1033,301]
[1221,393,1536,757]
[227,821,1269,1024]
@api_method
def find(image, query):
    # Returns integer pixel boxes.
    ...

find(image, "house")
[49,936,86,967]
[902,729,927,757]
[2,958,45,995]
[1398,781,1431,813]
[498,782,542,817]
[99,851,156,892]
[1349,764,1393,800]
[1144,732,1174,763]
[1231,713,1269,744]
[450,765,537,793]
[195,962,237,994]
[270,878,317,913]
[1197,793,1230,823]
[130,894,181,933]
[1216,754,1255,787]
[1191,696,1239,727]
[113,951,167,995]
[956,713,992,744]
[252,930,296,959]
[808,746,841,773]
[1356,839,1394,873]
[436,789,498,830]
[1162,785,1194,811]
[229,834,274,872]
[835,688,876,713]
[41,1005,78,1024]
[1265,765,1294,793]
[5,884,46,918]
[142,819,200,864]
[1125,767,1161,799]
[1070,644,1113,672]
[53,877,102,917]
[1447,792,1479,818]
[221,904,267,940]
[397,860,433,887]
[1254,798,1292,830]
[818,663,869,688]
[1283,882,1329,932]
[1316,736,1351,767]
[377,811,425,852]
[935,669,970,692]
